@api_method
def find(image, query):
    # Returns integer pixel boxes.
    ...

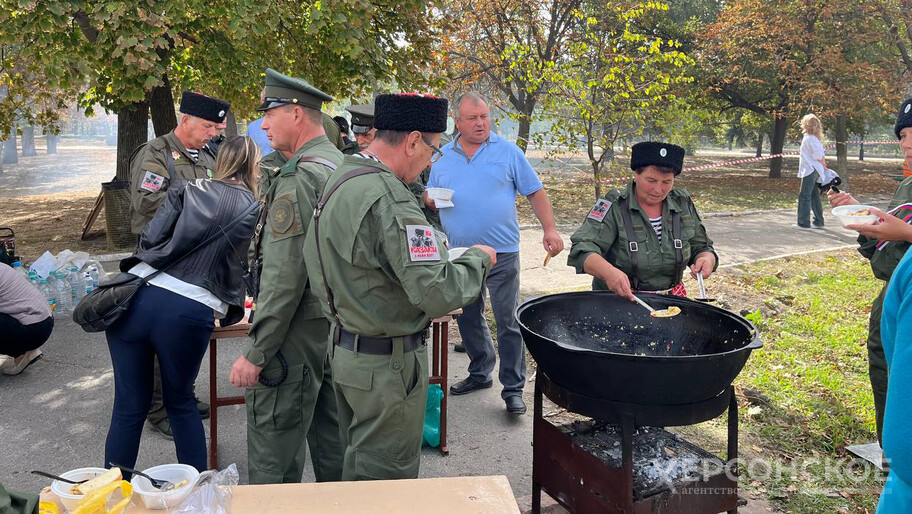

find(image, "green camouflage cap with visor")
[257,68,333,111]
[345,104,375,134]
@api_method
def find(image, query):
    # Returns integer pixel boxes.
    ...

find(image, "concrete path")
[1,198,891,510]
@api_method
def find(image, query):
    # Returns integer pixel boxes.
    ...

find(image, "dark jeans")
[105,285,214,473]
[797,171,824,227]
[0,314,52,358]
[455,252,526,399]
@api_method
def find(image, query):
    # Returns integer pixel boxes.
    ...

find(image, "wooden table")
[207,315,456,468]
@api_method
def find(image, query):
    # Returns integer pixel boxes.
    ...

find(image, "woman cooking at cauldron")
[567,142,717,300]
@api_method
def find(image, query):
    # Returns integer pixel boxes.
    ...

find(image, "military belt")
[335,328,426,355]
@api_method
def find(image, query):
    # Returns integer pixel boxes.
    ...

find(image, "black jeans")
[0,313,53,358]
[104,285,214,473]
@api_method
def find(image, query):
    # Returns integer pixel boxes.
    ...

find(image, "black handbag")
[73,201,260,333]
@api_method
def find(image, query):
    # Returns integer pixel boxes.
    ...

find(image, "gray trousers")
[797,171,824,227]
[456,252,525,399]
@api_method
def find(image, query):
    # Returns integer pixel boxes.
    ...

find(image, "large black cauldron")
[516,291,761,406]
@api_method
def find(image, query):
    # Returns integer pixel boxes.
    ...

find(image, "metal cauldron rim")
[515,290,762,361]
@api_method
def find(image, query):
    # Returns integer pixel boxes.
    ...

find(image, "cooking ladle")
[632,294,681,318]
[695,273,715,302]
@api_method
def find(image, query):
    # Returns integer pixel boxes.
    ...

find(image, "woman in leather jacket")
[105,136,261,474]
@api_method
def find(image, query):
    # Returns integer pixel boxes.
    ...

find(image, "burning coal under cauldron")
[516,291,762,513]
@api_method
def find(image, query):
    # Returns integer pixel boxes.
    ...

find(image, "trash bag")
[422,383,444,448]
[174,464,238,514]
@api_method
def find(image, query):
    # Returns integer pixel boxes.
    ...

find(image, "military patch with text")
[140,171,165,193]
[587,198,612,222]
[406,224,441,262]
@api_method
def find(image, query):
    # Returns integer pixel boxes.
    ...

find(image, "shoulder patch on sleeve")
[587,198,612,222]
[269,197,295,234]
[406,224,441,262]
[140,171,165,193]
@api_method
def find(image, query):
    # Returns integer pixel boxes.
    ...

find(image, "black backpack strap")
[616,197,640,290]
[298,156,339,170]
[312,167,381,343]
[670,210,684,289]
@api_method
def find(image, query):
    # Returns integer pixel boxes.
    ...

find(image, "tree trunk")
[225,110,238,137]
[835,114,848,191]
[21,126,37,156]
[517,114,531,153]
[755,132,763,157]
[2,133,16,165]
[46,130,58,154]
[769,115,788,178]
[105,101,150,249]
[116,102,150,181]
[149,77,177,137]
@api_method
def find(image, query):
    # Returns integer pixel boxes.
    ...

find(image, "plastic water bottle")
[84,271,94,295]
[46,270,57,290]
[69,266,85,304]
[54,272,72,315]
[40,278,57,313]
[89,266,100,288]
[27,270,39,286]
[11,261,27,277]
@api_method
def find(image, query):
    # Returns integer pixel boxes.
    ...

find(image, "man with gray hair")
[426,91,563,414]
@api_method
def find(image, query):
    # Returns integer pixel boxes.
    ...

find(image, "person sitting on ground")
[567,142,717,301]
[827,97,912,448]
[103,136,261,475]
[0,262,51,376]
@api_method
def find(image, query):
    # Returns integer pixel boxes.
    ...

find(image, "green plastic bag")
[422,383,444,447]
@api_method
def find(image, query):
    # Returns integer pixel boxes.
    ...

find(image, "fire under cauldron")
[516,291,762,513]
[516,291,761,407]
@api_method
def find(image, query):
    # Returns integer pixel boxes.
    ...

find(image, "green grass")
[682,252,885,512]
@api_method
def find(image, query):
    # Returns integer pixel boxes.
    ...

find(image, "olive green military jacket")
[129,131,216,234]
[858,177,912,282]
[567,181,717,291]
[302,155,492,337]
[244,136,343,368]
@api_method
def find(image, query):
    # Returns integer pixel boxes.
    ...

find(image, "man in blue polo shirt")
[426,91,563,414]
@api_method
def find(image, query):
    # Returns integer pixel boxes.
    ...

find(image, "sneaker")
[453,343,466,353]
[148,418,174,440]
[1,349,43,376]
[197,399,211,420]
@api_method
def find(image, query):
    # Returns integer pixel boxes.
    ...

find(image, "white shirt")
[797,134,825,178]
[129,262,227,317]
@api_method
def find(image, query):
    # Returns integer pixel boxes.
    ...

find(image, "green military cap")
[258,68,333,111]
[345,104,375,134]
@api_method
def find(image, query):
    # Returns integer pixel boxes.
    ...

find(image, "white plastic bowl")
[425,187,454,201]
[832,204,878,228]
[130,463,199,510]
[50,467,110,511]
[448,247,470,261]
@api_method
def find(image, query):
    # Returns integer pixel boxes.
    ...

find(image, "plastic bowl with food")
[50,467,110,511]
[832,204,878,228]
[131,463,199,510]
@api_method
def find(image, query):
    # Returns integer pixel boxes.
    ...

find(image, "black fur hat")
[895,98,912,139]
[630,142,686,176]
[374,94,448,133]
[179,92,230,123]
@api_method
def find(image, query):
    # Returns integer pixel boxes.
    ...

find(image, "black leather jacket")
[121,179,260,326]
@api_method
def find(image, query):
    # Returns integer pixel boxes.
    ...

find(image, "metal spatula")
[695,273,715,302]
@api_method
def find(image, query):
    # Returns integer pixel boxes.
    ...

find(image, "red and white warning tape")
[682,140,900,172]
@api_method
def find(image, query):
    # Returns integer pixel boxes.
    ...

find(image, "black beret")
[179,91,230,123]
[895,98,912,139]
[374,94,448,133]
[630,142,686,176]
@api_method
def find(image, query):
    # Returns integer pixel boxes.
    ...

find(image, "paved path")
[1,198,891,511]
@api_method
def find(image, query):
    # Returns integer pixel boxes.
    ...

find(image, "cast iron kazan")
[516,291,761,406]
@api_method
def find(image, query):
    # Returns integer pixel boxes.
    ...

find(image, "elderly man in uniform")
[228,68,344,484]
[129,91,229,439]
[345,104,375,153]
[303,93,496,481]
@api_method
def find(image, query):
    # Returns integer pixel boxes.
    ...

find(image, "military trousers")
[868,286,890,445]
[245,318,344,484]
[331,338,429,481]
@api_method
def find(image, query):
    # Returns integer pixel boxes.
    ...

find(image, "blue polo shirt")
[428,133,543,252]
[245,118,272,155]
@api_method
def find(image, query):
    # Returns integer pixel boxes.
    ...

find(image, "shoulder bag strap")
[616,197,640,290]
[670,210,684,289]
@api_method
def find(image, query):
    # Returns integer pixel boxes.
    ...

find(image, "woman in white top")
[797,114,827,228]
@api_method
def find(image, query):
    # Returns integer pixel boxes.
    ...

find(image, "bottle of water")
[27,270,39,286]
[11,261,27,277]
[54,272,72,315]
[84,271,94,295]
[89,266,100,288]
[69,266,85,305]
[46,270,57,291]
[40,278,57,313]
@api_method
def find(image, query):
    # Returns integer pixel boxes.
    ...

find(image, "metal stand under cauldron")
[531,372,741,514]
